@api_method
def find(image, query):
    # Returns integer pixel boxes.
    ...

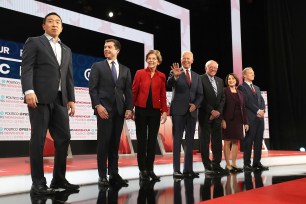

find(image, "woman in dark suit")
[222,73,249,173]
[132,50,168,181]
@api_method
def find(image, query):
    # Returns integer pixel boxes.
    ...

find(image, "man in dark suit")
[167,51,203,178]
[198,60,229,175]
[238,67,269,172]
[89,39,133,187]
[21,12,79,195]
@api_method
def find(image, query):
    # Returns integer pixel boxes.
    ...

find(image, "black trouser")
[97,105,124,177]
[28,92,70,185]
[135,110,160,171]
[198,113,223,168]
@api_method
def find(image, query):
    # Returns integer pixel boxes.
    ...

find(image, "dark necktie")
[250,84,256,94]
[111,61,117,82]
[185,69,191,86]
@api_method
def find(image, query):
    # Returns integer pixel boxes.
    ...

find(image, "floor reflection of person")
[30,189,79,204]
[184,178,195,204]
[97,183,123,204]
[174,179,182,204]
[225,174,241,195]
[174,178,195,204]
[200,175,224,201]
[244,171,264,190]
[137,180,157,204]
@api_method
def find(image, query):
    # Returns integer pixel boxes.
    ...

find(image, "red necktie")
[250,84,256,93]
[185,69,191,86]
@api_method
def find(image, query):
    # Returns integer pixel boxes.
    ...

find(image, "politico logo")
[84,68,91,81]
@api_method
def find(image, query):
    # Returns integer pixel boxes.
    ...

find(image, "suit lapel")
[104,60,117,84]
[60,43,67,68]
[117,63,123,83]
[39,35,60,66]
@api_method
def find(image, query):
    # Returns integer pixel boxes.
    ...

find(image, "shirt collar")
[207,74,215,81]
[107,59,118,65]
[245,81,252,86]
[44,33,61,43]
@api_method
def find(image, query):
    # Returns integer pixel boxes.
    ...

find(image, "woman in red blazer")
[132,50,167,181]
[222,73,249,173]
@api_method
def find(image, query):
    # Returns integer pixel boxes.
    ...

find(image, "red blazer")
[132,67,167,113]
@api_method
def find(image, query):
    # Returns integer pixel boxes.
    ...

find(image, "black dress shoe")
[212,166,230,176]
[231,165,244,173]
[109,174,129,187]
[30,184,56,195]
[183,171,200,178]
[139,171,150,181]
[243,164,254,172]
[204,165,214,175]
[173,171,184,178]
[50,179,80,190]
[148,171,161,181]
[253,163,269,171]
[98,177,110,186]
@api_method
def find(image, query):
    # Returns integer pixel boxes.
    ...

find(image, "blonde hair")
[146,50,162,63]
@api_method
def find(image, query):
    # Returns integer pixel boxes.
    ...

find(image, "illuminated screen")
[0,0,190,140]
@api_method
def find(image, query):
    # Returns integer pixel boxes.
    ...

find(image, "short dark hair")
[105,39,121,50]
[43,12,62,24]
[225,73,239,86]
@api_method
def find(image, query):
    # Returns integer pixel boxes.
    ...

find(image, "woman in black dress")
[222,73,249,173]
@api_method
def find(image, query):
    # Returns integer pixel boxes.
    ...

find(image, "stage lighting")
[299,147,305,152]
[108,11,114,18]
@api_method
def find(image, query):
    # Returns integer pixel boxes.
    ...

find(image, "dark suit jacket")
[199,73,225,116]
[89,60,133,116]
[167,68,203,118]
[132,67,167,113]
[223,87,248,125]
[21,35,75,105]
[238,82,265,121]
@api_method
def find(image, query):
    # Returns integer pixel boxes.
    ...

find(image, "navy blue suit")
[89,60,133,178]
[238,82,265,166]
[167,68,203,172]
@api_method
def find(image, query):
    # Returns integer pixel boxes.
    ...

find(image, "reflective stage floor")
[1,151,306,203]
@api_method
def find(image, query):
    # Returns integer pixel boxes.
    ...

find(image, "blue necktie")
[111,61,117,82]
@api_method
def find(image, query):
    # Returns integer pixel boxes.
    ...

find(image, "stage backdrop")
[0,39,269,151]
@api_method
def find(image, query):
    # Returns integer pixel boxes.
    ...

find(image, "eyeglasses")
[208,66,218,70]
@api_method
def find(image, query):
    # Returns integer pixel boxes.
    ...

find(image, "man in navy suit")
[89,39,133,187]
[167,51,203,178]
[21,12,79,195]
[198,60,229,176]
[238,67,269,171]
